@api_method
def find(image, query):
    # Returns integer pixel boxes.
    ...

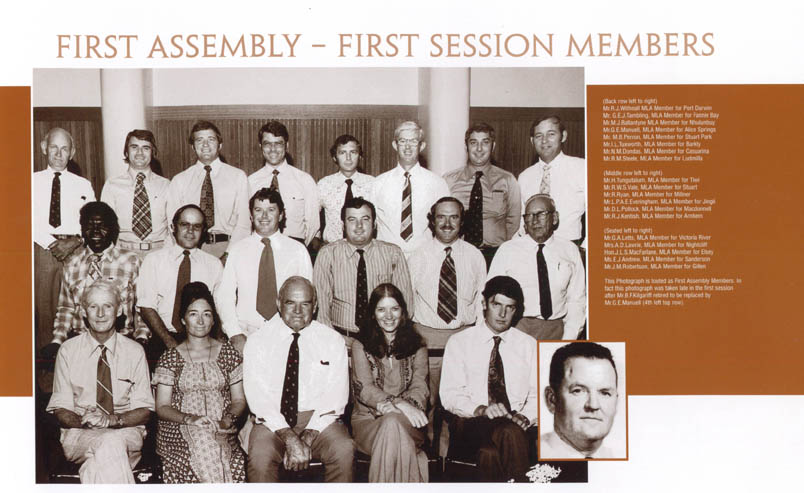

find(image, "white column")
[100,69,147,180]
[421,68,470,176]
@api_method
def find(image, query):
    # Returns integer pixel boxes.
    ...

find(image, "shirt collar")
[127,167,152,182]
[345,239,374,257]
[394,162,422,176]
[171,243,198,260]
[462,163,493,180]
[195,158,222,175]
[479,321,513,343]
[538,151,565,167]
[253,230,283,245]
[83,243,116,261]
[264,160,289,173]
[524,233,556,248]
[82,330,119,356]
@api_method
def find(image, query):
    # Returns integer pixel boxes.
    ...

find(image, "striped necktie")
[437,246,458,323]
[96,345,114,415]
[400,171,413,241]
[132,172,153,240]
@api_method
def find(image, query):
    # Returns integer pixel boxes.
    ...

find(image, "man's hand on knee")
[277,428,311,471]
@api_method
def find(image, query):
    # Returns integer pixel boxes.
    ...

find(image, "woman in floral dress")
[153,282,247,483]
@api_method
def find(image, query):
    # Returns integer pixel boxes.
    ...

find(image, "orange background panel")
[0,87,32,396]
[588,85,804,395]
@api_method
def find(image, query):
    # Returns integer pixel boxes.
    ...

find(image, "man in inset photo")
[540,341,626,460]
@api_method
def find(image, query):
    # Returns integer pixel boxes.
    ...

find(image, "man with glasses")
[488,194,585,340]
[370,121,450,258]
[248,120,319,246]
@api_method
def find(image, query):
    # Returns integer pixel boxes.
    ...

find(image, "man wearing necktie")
[241,277,353,482]
[440,276,538,482]
[34,128,95,374]
[47,280,154,483]
[216,188,313,354]
[138,204,223,365]
[101,130,170,259]
[247,120,320,246]
[443,123,522,268]
[316,134,375,245]
[488,194,586,341]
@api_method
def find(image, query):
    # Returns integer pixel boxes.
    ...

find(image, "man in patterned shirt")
[42,201,146,361]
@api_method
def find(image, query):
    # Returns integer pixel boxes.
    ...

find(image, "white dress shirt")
[518,152,586,242]
[408,237,486,329]
[137,244,224,332]
[101,167,171,244]
[540,431,616,459]
[488,234,586,339]
[215,231,313,338]
[248,160,319,244]
[440,323,539,424]
[243,316,349,433]
[369,163,451,257]
[166,158,251,242]
[317,171,375,243]
[33,167,95,248]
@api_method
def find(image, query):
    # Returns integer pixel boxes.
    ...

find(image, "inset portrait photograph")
[538,341,626,460]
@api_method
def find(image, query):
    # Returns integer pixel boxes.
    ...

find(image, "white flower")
[526,463,562,483]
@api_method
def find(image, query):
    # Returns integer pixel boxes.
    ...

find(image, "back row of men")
[34,118,586,360]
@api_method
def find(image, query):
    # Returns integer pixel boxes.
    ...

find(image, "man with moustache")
[34,127,95,360]
[241,277,353,482]
[313,196,413,344]
[46,280,154,483]
[541,342,620,459]
[518,115,586,250]
[101,129,170,258]
[166,120,251,259]
[317,134,375,244]
[370,121,451,258]
[137,204,223,362]
[248,120,319,246]
[408,197,486,444]
[440,276,538,482]
[216,188,313,354]
[43,201,146,362]
[488,194,586,340]
[443,123,521,267]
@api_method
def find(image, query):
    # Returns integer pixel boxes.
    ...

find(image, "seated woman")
[351,283,430,482]
[152,282,247,483]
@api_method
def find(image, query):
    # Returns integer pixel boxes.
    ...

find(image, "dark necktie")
[172,250,191,331]
[437,246,458,323]
[537,243,553,319]
[200,165,215,229]
[400,171,413,241]
[280,332,300,428]
[49,171,61,228]
[97,345,114,415]
[355,248,368,329]
[132,172,153,240]
[488,336,510,411]
[270,169,280,192]
[345,178,354,203]
[465,171,484,247]
[89,253,103,281]
[256,238,277,320]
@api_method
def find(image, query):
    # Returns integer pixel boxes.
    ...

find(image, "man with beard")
[443,123,521,267]
[408,196,486,444]
[101,129,170,258]
[43,201,146,362]
[137,204,223,362]
[488,194,585,340]
[248,120,319,246]
[313,196,413,345]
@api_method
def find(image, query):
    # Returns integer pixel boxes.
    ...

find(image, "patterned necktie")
[345,178,354,203]
[256,238,277,321]
[437,246,458,323]
[270,169,280,192]
[200,165,215,229]
[280,332,300,428]
[49,171,61,228]
[537,243,553,319]
[400,171,413,241]
[539,163,552,195]
[465,171,484,247]
[96,345,114,415]
[488,336,510,411]
[172,250,191,331]
[89,253,103,281]
[132,172,153,240]
[355,248,368,329]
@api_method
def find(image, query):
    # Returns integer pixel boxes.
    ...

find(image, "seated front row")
[48,275,542,483]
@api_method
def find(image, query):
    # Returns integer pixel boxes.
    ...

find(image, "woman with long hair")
[152,282,247,482]
[351,283,430,482]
